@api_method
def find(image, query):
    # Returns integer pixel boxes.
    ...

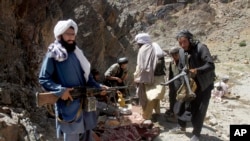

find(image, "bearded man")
[39,19,106,141]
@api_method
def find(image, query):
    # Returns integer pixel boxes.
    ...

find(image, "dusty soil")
[151,76,247,141]
[151,71,250,141]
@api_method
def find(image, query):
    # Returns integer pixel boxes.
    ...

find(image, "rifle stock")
[36,87,88,107]
[36,92,59,107]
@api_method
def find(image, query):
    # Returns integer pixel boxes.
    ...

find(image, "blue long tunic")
[39,51,101,137]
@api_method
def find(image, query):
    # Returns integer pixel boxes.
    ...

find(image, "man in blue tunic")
[39,19,106,141]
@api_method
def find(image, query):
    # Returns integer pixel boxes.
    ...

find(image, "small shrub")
[239,40,247,47]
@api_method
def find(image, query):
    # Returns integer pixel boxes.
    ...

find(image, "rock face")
[1,0,250,140]
[0,0,137,105]
[0,114,19,141]
[0,107,30,141]
[0,0,137,140]
[0,0,137,88]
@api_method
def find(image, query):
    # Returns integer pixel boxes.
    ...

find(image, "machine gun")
[161,53,197,102]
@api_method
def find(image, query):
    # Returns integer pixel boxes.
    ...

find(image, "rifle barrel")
[107,86,129,90]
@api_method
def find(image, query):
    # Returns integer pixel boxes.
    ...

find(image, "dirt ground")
[151,67,250,141]
[41,69,250,141]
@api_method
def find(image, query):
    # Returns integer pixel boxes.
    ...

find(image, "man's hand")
[116,77,123,83]
[100,85,109,96]
[101,85,109,90]
[189,68,197,75]
[61,88,73,101]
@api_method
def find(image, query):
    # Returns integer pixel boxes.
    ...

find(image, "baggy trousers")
[178,84,213,137]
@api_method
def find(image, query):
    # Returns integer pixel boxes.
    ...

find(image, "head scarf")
[134,33,152,44]
[50,19,91,81]
[53,19,78,40]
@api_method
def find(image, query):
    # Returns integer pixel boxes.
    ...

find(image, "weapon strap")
[57,98,83,123]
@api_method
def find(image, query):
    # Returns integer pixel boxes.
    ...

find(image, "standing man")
[39,19,106,141]
[171,29,215,141]
[133,33,166,123]
[165,47,182,119]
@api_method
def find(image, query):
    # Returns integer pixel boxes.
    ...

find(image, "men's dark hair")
[176,29,194,42]
[91,69,99,76]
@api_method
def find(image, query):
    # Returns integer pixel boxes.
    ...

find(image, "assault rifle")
[161,53,196,101]
[36,86,129,107]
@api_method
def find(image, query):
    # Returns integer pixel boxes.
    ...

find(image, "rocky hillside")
[0,0,250,140]
[0,0,138,140]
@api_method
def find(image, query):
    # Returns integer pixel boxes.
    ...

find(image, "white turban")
[134,33,152,44]
[53,19,78,40]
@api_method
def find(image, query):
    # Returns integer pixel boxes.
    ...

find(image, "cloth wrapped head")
[53,19,78,40]
[134,33,152,44]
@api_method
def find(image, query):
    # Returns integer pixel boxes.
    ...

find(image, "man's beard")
[59,38,76,52]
